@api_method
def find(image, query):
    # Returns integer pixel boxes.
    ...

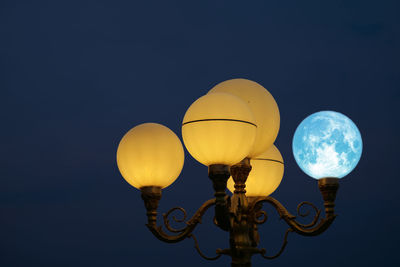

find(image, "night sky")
[1,1,399,267]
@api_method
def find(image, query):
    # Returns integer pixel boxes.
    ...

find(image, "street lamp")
[116,78,362,267]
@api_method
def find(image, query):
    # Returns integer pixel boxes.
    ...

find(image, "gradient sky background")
[1,1,399,266]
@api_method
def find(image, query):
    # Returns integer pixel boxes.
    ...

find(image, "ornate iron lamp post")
[116,79,362,267]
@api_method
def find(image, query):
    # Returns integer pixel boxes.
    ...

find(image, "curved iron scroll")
[146,198,216,243]
[259,228,293,259]
[189,234,222,261]
[163,207,188,233]
[296,201,321,228]
[249,196,336,236]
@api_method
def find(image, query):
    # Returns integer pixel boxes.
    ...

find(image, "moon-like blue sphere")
[292,111,362,179]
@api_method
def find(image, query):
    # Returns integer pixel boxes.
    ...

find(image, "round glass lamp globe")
[208,78,280,157]
[116,123,184,189]
[182,92,257,166]
[227,145,284,197]
[292,111,362,179]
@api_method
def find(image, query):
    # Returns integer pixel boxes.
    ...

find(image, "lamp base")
[141,186,162,227]
[318,177,339,218]
[208,164,230,197]
[208,164,230,231]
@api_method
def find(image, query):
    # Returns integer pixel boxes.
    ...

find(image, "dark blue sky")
[1,1,399,266]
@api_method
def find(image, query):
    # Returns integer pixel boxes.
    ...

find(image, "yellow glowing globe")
[116,123,184,189]
[227,145,284,197]
[208,78,280,157]
[182,92,257,166]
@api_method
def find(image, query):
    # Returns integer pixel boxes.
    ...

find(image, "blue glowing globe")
[292,111,362,179]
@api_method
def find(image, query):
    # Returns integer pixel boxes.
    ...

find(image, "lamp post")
[116,79,362,267]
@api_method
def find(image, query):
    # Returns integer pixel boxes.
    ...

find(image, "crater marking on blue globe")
[292,111,362,179]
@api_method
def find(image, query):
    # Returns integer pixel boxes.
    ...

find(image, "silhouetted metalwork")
[140,159,339,266]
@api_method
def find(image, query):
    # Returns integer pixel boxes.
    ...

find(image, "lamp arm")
[249,196,336,236]
[144,197,216,243]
